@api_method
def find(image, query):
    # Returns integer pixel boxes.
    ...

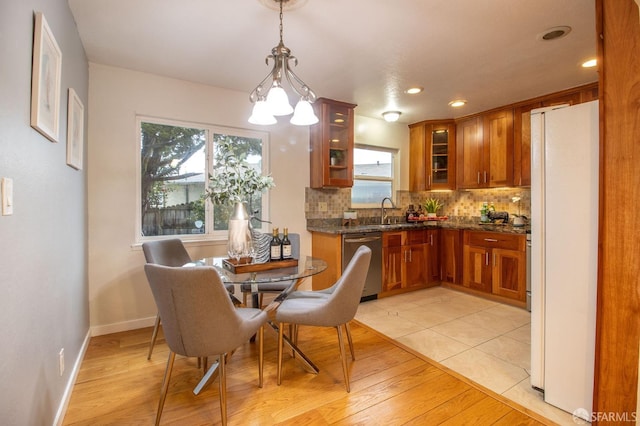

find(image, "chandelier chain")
[279,0,284,45]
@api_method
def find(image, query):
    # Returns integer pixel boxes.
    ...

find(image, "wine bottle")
[270,228,281,261]
[281,228,292,259]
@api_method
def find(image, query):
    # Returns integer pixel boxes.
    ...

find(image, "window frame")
[135,116,271,243]
[350,144,398,208]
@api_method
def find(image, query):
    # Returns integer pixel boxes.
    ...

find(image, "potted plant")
[330,149,343,166]
[207,138,275,261]
[423,198,443,218]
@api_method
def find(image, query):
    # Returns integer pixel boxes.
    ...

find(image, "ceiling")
[68,0,598,124]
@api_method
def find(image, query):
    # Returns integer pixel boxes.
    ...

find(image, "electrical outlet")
[59,348,65,376]
[318,202,328,212]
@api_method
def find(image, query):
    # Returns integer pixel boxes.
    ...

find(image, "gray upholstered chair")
[240,232,300,308]
[275,245,372,392]
[142,238,236,360]
[142,239,193,360]
[144,264,268,426]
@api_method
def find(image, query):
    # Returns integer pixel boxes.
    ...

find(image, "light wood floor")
[63,321,556,425]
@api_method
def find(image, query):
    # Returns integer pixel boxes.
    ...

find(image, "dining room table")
[183,255,328,394]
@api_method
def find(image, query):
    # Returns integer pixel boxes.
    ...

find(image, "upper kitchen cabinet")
[409,120,456,191]
[456,108,514,189]
[513,102,540,187]
[513,83,598,187]
[309,98,357,188]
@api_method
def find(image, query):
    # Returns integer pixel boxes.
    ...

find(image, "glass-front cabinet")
[409,120,456,191]
[310,98,357,188]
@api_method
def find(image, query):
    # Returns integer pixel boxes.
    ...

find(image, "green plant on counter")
[424,198,444,214]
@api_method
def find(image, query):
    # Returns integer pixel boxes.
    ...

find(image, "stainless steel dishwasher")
[342,232,382,301]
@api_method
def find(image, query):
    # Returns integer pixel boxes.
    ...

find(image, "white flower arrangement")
[207,138,275,206]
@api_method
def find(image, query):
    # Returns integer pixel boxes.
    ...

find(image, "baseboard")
[53,329,91,426]
[90,315,157,337]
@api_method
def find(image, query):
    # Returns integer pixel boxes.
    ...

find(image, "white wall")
[0,0,89,424]
[87,64,312,334]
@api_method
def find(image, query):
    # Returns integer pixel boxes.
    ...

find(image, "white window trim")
[351,144,398,208]
[135,116,271,244]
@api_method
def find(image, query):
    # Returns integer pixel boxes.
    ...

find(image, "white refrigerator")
[530,100,598,418]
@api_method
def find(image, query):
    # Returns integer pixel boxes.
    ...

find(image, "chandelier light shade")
[249,0,318,126]
[382,111,401,122]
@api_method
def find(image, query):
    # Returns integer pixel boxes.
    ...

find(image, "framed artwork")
[66,88,84,170]
[31,12,62,143]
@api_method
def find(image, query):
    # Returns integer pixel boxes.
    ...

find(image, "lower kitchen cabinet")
[425,229,440,286]
[440,229,462,284]
[382,229,439,295]
[382,232,404,292]
[462,230,526,303]
[310,232,342,291]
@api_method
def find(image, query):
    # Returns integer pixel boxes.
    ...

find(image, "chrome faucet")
[380,197,396,224]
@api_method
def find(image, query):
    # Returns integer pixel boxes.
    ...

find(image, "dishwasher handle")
[343,236,382,244]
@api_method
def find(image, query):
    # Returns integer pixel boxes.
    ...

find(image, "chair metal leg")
[155,351,176,426]
[258,325,264,388]
[147,313,161,360]
[336,325,350,392]
[218,353,227,426]
[277,322,284,386]
[345,322,355,361]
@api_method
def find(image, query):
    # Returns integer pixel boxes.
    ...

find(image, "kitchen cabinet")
[425,229,440,286]
[404,230,428,289]
[440,229,462,284]
[409,120,456,191]
[462,231,526,302]
[382,232,404,292]
[309,98,357,188]
[310,232,342,291]
[382,229,439,295]
[513,102,541,187]
[456,108,514,189]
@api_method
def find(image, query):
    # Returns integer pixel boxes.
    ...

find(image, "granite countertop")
[307,220,530,235]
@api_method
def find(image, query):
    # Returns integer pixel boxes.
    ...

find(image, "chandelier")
[248,0,318,126]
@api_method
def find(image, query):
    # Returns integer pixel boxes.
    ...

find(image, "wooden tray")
[222,258,298,274]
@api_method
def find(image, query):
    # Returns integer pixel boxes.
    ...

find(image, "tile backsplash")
[306,187,531,226]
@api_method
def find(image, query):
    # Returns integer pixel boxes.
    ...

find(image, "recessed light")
[448,100,466,108]
[405,87,424,95]
[582,59,597,68]
[382,111,401,122]
[539,26,572,41]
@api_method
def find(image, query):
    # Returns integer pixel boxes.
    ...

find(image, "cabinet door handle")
[477,172,481,184]
[430,234,434,245]
[484,171,487,183]
[485,252,489,266]
[404,250,407,262]
[428,175,431,188]
[484,238,498,242]
[409,249,412,262]
[493,253,496,267]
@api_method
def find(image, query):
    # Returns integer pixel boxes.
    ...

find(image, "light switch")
[2,178,13,216]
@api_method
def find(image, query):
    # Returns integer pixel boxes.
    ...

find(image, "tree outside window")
[138,118,269,239]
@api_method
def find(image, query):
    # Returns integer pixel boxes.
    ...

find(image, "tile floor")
[355,286,577,425]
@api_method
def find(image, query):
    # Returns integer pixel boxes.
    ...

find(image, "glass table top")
[184,256,328,284]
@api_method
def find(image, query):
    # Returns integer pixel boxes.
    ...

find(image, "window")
[137,117,270,241]
[351,146,396,207]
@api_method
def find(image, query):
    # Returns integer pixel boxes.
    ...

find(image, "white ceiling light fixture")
[405,87,424,95]
[448,100,467,108]
[382,111,401,122]
[539,25,572,41]
[582,58,597,68]
[248,0,318,126]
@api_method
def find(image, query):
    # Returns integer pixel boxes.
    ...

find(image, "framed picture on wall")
[31,11,62,143]
[66,88,84,170]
